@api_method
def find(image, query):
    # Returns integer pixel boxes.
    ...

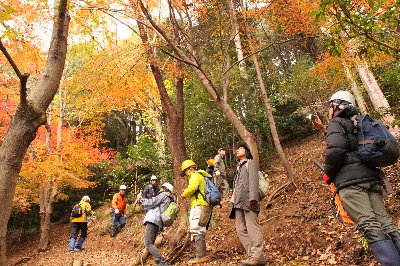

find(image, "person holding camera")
[315,91,400,265]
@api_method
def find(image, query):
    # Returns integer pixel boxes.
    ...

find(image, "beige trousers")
[235,208,265,261]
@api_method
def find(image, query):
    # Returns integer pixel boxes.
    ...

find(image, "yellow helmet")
[206,159,214,167]
[181,159,196,172]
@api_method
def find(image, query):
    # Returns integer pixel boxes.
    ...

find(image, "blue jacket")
[140,192,172,229]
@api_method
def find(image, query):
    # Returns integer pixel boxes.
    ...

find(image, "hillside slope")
[8,134,400,265]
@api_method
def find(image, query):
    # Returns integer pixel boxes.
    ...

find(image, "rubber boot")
[75,237,86,251]
[188,235,209,264]
[370,240,400,266]
[69,238,76,252]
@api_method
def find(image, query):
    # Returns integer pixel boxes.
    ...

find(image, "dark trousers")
[71,222,88,239]
[144,222,163,261]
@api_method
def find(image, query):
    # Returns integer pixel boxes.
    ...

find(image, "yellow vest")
[71,201,92,223]
[182,171,209,208]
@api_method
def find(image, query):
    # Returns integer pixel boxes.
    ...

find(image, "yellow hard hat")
[206,159,214,167]
[181,159,196,172]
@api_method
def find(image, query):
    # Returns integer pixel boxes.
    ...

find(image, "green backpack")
[160,200,179,227]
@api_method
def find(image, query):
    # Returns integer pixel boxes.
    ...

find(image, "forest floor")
[7,133,400,266]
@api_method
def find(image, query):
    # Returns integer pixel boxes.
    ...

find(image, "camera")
[307,114,317,121]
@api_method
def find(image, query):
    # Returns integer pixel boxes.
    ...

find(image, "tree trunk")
[57,87,65,149]
[342,61,368,114]
[37,180,58,252]
[0,1,69,263]
[356,58,398,134]
[227,0,247,78]
[248,40,294,182]
[137,22,187,197]
[137,0,260,165]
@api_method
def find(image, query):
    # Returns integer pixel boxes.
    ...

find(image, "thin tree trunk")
[0,1,69,263]
[57,87,65,149]
[227,0,247,78]
[356,58,398,134]
[248,40,295,182]
[342,61,368,114]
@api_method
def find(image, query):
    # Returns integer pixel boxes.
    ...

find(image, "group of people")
[68,90,400,266]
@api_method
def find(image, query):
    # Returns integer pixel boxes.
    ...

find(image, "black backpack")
[71,203,83,218]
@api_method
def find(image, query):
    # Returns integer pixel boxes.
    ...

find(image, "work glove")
[322,173,331,184]
[248,200,258,211]
[215,170,221,177]
[114,208,120,214]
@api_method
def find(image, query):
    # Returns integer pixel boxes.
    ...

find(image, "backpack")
[197,170,221,207]
[71,203,83,218]
[160,198,179,227]
[245,162,270,200]
[353,115,400,167]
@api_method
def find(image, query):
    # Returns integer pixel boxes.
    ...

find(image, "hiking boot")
[240,258,266,266]
[69,249,74,253]
[75,246,85,251]
[188,255,210,264]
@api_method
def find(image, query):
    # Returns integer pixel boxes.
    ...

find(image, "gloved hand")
[114,208,120,214]
[215,170,221,177]
[322,173,331,184]
[248,200,258,211]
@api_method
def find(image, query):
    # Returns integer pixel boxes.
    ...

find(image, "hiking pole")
[313,160,324,171]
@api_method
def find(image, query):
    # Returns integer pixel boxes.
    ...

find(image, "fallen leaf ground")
[8,134,400,265]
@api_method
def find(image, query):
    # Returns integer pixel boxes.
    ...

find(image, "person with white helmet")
[69,195,92,252]
[143,175,160,199]
[139,182,175,266]
[110,184,128,237]
[318,91,400,265]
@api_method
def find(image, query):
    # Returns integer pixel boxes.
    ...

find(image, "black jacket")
[324,106,380,190]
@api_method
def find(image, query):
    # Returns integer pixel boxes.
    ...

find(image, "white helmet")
[82,195,90,202]
[119,184,127,190]
[150,175,157,181]
[162,182,174,193]
[328,91,356,106]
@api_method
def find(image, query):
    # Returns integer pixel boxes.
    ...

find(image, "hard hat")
[162,182,174,193]
[328,91,356,106]
[181,159,196,172]
[206,159,214,167]
[150,175,157,181]
[82,195,90,202]
[119,185,127,190]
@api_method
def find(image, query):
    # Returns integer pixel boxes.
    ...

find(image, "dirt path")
[8,134,399,265]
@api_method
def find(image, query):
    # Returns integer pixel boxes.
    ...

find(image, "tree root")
[167,233,190,264]
[132,234,165,266]
[265,181,296,208]
[9,256,33,266]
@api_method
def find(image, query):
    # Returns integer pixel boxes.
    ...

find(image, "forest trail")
[8,134,399,266]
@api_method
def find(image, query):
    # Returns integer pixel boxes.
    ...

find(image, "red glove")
[248,200,258,211]
[322,173,331,184]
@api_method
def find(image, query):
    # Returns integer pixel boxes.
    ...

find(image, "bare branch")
[223,36,320,75]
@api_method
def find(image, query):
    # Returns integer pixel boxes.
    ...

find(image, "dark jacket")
[143,184,159,199]
[324,106,380,191]
[233,159,260,212]
[206,165,214,176]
